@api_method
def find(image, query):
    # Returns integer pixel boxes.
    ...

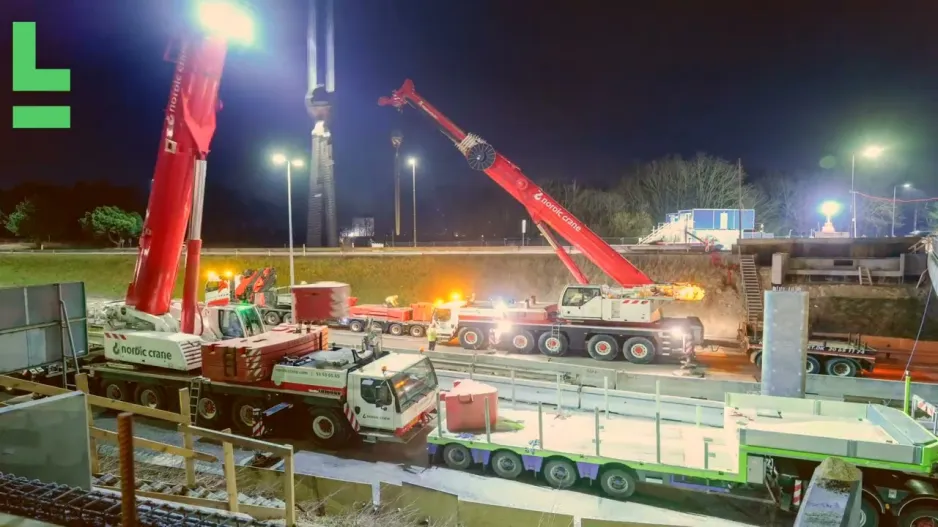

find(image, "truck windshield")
[433,309,451,322]
[239,307,265,336]
[390,358,438,412]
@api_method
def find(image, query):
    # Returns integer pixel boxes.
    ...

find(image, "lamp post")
[819,201,842,234]
[272,153,305,287]
[892,183,912,237]
[851,145,885,237]
[408,157,417,247]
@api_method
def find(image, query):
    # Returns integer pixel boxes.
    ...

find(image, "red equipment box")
[291,282,351,322]
[201,326,329,383]
[442,379,499,433]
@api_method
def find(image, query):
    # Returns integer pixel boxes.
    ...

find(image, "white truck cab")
[558,284,668,323]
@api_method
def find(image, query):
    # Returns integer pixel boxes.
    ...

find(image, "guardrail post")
[510,369,516,409]
[537,402,544,449]
[555,373,563,415]
[302,244,306,256]
[904,374,912,415]
[283,445,296,527]
[484,398,491,443]
[703,439,710,470]
[222,437,239,514]
[75,373,100,474]
[603,377,609,419]
[696,405,702,427]
[655,380,662,464]
[593,407,601,456]
[177,388,196,487]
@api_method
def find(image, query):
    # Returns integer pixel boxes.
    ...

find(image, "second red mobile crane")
[380,80,704,364]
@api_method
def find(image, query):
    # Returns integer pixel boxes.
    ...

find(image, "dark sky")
[5,0,938,241]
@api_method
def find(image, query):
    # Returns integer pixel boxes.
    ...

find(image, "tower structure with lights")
[304,0,338,247]
[390,129,403,245]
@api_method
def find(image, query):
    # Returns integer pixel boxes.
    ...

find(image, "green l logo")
[12,22,71,129]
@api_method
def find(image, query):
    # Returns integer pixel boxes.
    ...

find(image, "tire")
[587,334,620,361]
[459,327,487,350]
[388,323,404,336]
[134,384,167,410]
[542,458,577,489]
[195,393,228,428]
[281,312,293,324]
[102,380,131,402]
[508,330,537,354]
[623,336,657,364]
[308,407,352,449]
[348,320,365,332]
[538,332,569,357]
[263,311,281,326]
[859,492,882,527]
[806,355,821,375]
[599,467,637,499]
[230,397,263,435]
[490,450,523,480]
[409,325,426,338]
[442,444,472,470]
[825,358,858,377]
[749,350,762,365]
[896,505,938,527]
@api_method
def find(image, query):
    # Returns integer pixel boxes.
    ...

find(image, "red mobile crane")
[380,80,704,364]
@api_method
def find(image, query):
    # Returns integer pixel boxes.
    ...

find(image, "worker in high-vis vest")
[385,295,399,307]
[426,324,439,351]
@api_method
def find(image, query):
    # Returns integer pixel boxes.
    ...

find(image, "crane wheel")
[388,323,404,336]
[467,143,496,171]
[509,330,537,354]
[195,394,228,428]
[459,327,487,350]
[308,407,353,449]
[263,311,282,326]
[538,332,569,357]
[623,336,657,364]
[134,384,168,411]
[230,397,263,436]
[102,380,131,402]
[409,325,426,338]
[825,358,858,377]
[587,334,620,361]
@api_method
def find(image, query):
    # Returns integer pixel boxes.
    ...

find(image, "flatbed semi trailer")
[428,391,938,527]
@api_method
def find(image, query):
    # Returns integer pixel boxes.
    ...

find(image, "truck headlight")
[496,321,513,334]
[670,329,686,340]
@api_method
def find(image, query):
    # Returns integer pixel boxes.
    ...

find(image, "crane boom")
[125,35,228,323]
[379,79,654,287]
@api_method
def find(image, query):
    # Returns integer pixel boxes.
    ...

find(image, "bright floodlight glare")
[902,183,912,189]
[820,200,841,218]
[291,158,305,168]
[197,1,256,45]
[861,145,885,159]
[408,157,417,166]
[271,153,287,165]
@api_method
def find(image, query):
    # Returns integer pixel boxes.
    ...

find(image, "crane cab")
[558,285,665,323]
[200,304,267,340]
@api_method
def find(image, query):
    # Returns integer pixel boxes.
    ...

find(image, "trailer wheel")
[538,332,569,357]
[308,407,352,449]
[263,311,282,326]
[896,504,938,527]
[348,320,365,332]
[599,467,637,499]
[388,323,404,336]
[508,330,537,354]
[825,358,858,377]
[442,444,472,470]
[587,335,620,361]
[542,458,577,489]
[859,492,882,527]
[623,337,656,364]
[195,394,228,428]
[102,380,131,402]
[749,351,762,365]
[281,312,293,324]
[134,384,167,410]
[409,325,426,338]
[806,356,821,375]
[230,397,263,435]
[459,327,487,350]
[490,450,523,479]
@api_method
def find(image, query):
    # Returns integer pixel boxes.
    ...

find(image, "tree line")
[539,153,938,238]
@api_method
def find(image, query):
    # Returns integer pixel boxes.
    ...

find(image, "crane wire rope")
[902,283,933,379]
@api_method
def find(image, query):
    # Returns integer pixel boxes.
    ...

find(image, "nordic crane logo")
[533,191,583,232]
[12,22,71,129]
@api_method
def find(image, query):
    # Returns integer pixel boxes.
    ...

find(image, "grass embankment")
[0,253,744,336]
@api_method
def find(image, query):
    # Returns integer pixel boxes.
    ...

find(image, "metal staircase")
[739,254,763,328]
[857,266,873,286]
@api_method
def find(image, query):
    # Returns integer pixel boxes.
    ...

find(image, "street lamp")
[196,0,256,45]
[892,183,912,237]
[408,157,417,247]
[819,201,842,233]
[272,153,305,287]
[851,144,885,237]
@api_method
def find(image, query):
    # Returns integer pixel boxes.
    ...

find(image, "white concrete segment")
[761,290,809,398]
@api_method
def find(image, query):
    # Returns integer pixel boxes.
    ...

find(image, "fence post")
[484,398,491,443]
[537,402,544,449]
[594,407,601,456]
[555,373,563,415]
[655,380,662,464]
[603,377,609,419]
[75,373,99,474]
[177,388,196,487]
[510,369,516,409]
[222,439,239,514]
[283,445,296,527]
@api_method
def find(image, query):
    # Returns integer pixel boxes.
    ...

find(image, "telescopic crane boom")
[379,79,653,288]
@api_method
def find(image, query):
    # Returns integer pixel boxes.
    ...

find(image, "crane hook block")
[467,142,496,171]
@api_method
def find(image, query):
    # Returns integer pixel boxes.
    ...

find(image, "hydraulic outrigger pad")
[467,142,497,171]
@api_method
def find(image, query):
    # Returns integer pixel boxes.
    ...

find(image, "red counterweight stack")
[442,379,499,433]
[292,282,351,323]
[200,327,329,383]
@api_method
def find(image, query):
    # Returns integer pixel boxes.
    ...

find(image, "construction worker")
[384,295,399,307]
[426,324,438,351]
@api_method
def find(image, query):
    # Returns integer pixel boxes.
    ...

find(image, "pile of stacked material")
[201,327,330,383]
[291,281,352,323]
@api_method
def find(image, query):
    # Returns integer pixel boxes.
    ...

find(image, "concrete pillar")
[794,457,863,527]
[761,290,809,398]
[771,252,789,286]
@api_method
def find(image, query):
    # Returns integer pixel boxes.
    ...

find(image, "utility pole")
[737,158,743,248]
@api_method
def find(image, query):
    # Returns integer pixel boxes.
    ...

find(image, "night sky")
[5,0,938,242]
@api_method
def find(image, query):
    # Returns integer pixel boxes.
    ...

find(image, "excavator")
[91,1,272,364]
[380,80,705,363]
